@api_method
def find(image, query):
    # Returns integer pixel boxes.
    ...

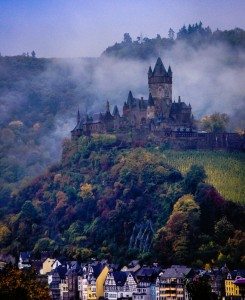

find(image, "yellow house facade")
[41,257,55,275]
[87,265,109,300]
[225,279,241,298]
[96,265,109,299]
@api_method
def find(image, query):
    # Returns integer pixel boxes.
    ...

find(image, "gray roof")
[153,57,167,76]
[161,266,192,279]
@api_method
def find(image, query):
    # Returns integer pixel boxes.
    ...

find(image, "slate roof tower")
[148,57,172,118]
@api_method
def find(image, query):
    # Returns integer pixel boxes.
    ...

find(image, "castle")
[72,58,194,137]
[71,57,244,150]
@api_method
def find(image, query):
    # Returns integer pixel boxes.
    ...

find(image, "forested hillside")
[0,135,244,268]
[103,23,245,59]
[1,23,245,202]
[0,23,245,266]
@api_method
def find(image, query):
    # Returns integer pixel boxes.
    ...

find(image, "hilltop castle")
[71,57,194,139]
[71,57,244,150]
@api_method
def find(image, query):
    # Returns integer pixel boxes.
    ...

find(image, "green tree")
[214,217,234,245]
[184,165,207,194]
[20,201,38,221]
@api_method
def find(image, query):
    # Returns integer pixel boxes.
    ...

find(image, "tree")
[31,50,36,58]
[155,194,200,265]
[200,113,229,132]
[186,275,217,300]
[79,183,94,202]
[123,33,132,44]
[214,217,234,245]
[0,264,50,300]
[168,28,175,40]
[184,165,207,194]
[0,224,11,247]
[20,200,38,222]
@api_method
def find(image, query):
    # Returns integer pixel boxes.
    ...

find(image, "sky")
[1,0,245,58]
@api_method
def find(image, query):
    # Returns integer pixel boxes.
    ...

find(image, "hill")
[102,24,245,60]
[0,23,244,267]
[1,23,245,205]
[0,135,244,268]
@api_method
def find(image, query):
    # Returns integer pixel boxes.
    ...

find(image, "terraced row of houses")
[17,252,245,300]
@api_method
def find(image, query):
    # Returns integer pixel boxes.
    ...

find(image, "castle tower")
[148,57,172,118]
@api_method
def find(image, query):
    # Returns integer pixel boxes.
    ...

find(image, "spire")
[127,91,134,107]
[112,105,120,116]
[153,57,166,76]
[106,100,110,113]
[148,66,153,77]
[178,96,181,103]
[148,93,154,106]
[77,107,80,124]
[168,66,172,77]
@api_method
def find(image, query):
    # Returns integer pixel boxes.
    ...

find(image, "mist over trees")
[0,24,244,265]
[0,23,245,207]
[103,23,245,59]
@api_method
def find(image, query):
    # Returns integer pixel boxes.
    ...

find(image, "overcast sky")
[1,0,245,58]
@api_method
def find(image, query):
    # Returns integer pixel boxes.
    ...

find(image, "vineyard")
[164,150,245,203]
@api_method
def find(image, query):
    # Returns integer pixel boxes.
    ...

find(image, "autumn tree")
[155,194,200,265]
[200,113,229,132]
[0,264,50,300]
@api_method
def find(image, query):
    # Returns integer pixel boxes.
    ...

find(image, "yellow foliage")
[79,183,94,201]
[0,224,11,244]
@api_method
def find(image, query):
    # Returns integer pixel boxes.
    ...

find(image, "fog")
[1,40,245,181]
[52,42,245,137]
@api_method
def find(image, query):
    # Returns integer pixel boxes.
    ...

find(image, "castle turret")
[106,100,110,113]
[148,57,172,118]
[112,105,120,117]
[77,108,81,124]
[127,91,134,107]
[148,66,153,77]
[168,66,172,77]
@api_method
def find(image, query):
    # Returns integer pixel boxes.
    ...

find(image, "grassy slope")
[164,150,245,203]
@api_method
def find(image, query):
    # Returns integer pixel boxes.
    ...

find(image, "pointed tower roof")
[112,105,120,116]
[106,100,110,113]
[148,66,153,77]
[77,107,81,124]
[148,93,154,106]
[127,91,134,107]
[153,57,166,76]
[168,66,172,76]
